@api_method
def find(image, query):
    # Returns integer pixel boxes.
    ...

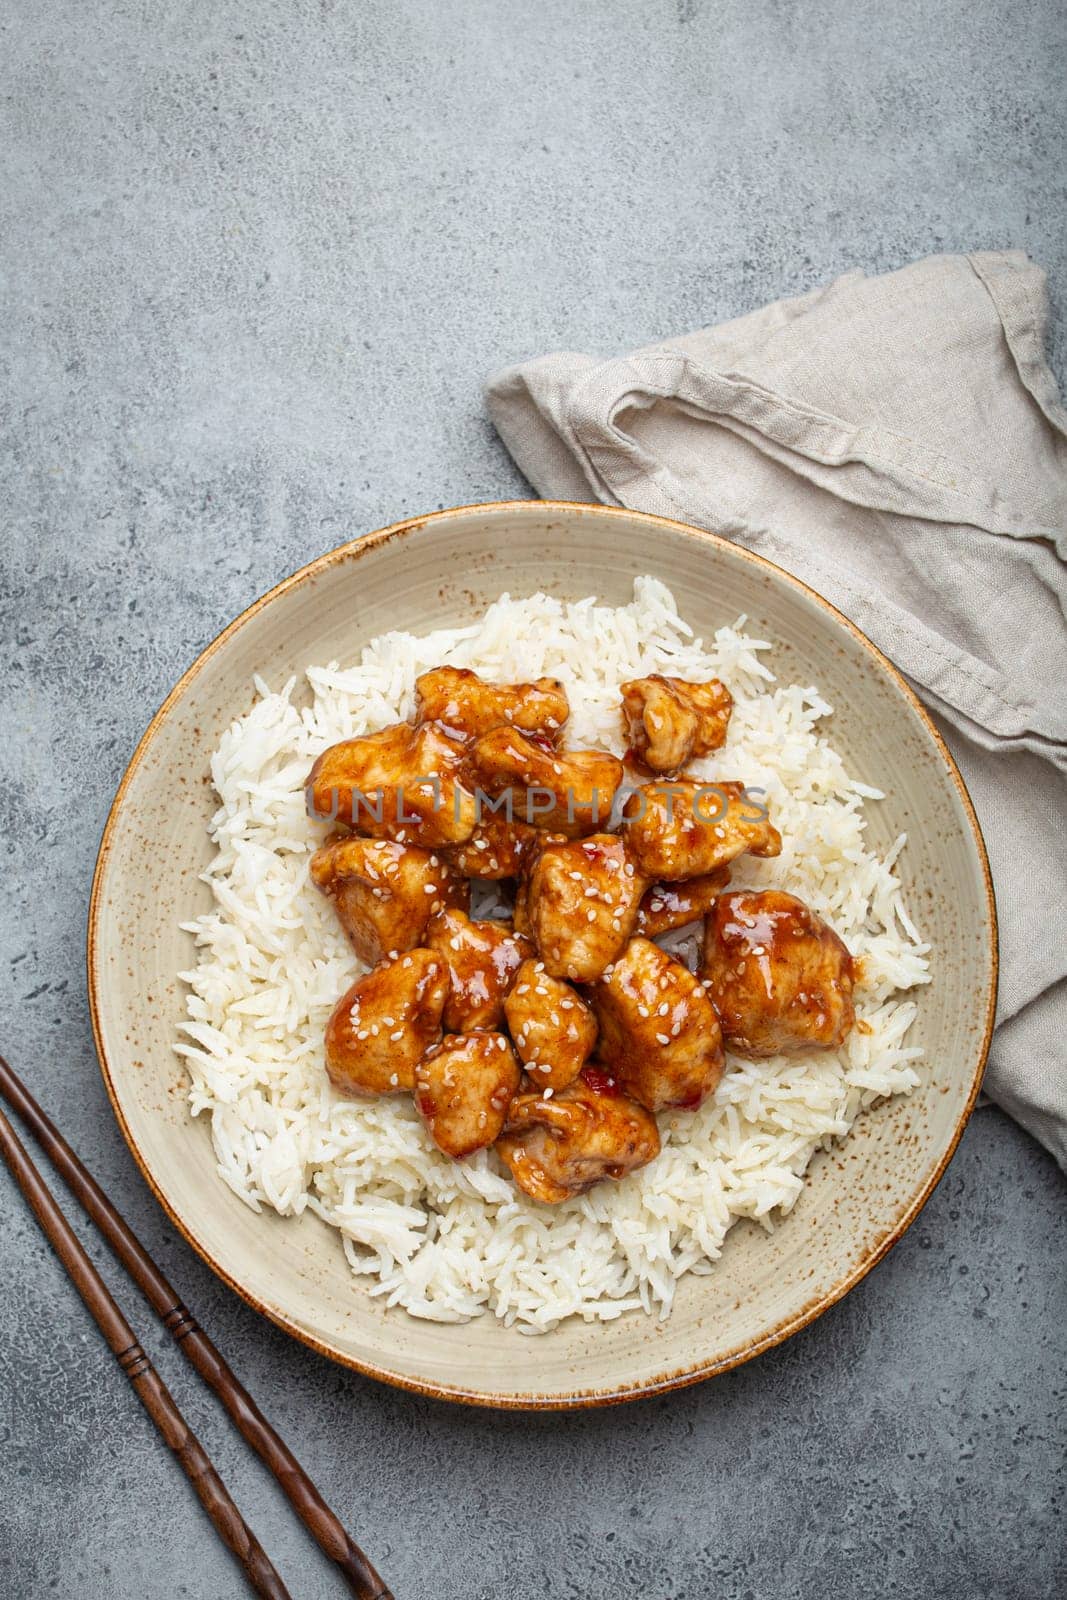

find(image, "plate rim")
[87,499,999,1409]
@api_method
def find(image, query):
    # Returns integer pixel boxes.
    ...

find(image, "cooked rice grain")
[176,579,929,1331]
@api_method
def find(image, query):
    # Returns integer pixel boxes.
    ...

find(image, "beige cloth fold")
[487,251,1067,1169]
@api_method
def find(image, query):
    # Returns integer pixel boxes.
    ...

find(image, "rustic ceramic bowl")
[89,502,996,1407]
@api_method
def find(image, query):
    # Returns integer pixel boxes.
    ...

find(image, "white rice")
[176,578,929,1333]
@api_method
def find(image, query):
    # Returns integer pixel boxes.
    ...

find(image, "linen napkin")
[487,251,1067,1169]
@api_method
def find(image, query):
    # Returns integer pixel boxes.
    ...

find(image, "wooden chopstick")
[0,1055,392,1600]
[0,1097,292,1599]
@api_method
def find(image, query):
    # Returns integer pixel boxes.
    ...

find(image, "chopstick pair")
[0,1054,392,1600]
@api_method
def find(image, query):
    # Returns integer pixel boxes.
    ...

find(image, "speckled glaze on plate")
[87,502,997,1409]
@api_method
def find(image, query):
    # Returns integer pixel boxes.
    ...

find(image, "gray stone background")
[1,1,1064,1595]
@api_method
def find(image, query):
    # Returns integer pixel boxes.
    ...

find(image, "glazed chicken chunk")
[621,674,733,773]
[415,1032,521,1158]
[441,813,539,880]
[306,720,477,846]
[622,779,781,881]
[414,666,569,742]
[310,835,469,965]
[503,959,597,1091]
[590,937,724,1112]
[464,728,623,837]
[702,889,855,1057]
[635,868,730,938]
[496,1069,661,1204]
[324,949,450,1097]
[424,908,531,1033]
[514,833,648,982]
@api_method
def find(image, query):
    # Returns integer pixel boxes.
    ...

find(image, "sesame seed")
[655,1032,670,1045]
[390,1029,404,1041]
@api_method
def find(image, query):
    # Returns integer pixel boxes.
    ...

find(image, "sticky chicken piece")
[621,675,733,773]
[464,728,623,837]
[414,666,569,742]
[441,813,539,880]
[502,959,597,1091]
[324,950,450,1097]
[702,889,856,1057]
[306,720,477,846]
[414,1032,521,1159]
[424,908,531,1033]
[590,937,724,1113]
[309,835,469,965]
[621,779,781,881]
[514,833,648,982]
[496,1068,661,1204]
[635,868,730,938]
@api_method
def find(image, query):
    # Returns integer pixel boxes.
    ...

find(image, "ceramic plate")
[88,502,997,1407]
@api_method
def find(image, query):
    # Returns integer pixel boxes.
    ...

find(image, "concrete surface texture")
[1,1,1064,1596]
